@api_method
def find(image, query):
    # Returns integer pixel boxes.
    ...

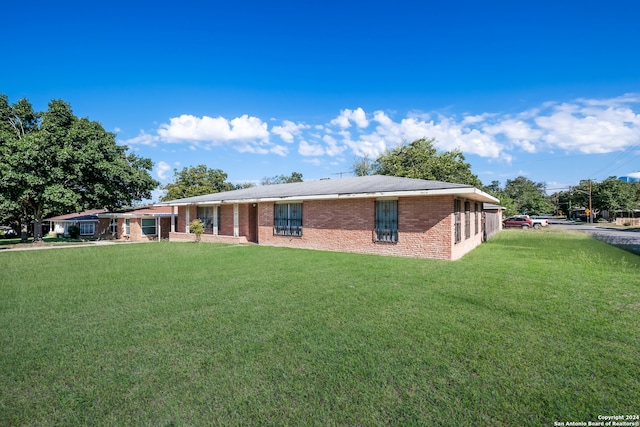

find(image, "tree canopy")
[160,165,236,201]
[567,178,638,216]
[482,180,517,217]
[503,176,554,216]
[355,138,482,187]
[0,95,158,239]
[261,172,303,186]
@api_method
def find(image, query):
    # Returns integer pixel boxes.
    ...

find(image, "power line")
[590,143,640,179]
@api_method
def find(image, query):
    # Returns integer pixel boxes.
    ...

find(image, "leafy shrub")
[67,225,80,239]
[189,219,204,242]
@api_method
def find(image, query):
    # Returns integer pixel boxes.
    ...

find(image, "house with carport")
[46,206,175,241]
[96,206,176,241]
[157,175,500,260]
[47,209,106,238]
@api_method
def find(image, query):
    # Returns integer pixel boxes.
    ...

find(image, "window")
[141,218,156,236]
[375,200,398,243]
[197,206,219,234]
[474,203,479,235]
[124,219,130,235]
[79,222,95,236]
[274,203,302,236]
[109,218,118,234]
[465,201,471,239]
[454,199,462,244]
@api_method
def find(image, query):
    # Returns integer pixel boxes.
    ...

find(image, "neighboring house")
[156,175,500,260]
[46,206,176,241]
[613,205,640,226]
[97,206,176,241]
[47,209,106,237]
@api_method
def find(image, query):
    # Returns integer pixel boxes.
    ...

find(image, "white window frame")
[79,222,95,236]
[141,218,157,236]
[197,206,219,235]
[109,218,118,234]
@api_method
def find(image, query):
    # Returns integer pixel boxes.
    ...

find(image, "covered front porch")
[168,202,259,243]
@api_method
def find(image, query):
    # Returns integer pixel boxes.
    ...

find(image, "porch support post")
[233,204,239,237]
[213,206,218,236]
[186,206,191,233]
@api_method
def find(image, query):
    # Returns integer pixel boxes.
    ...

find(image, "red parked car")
[502,216,533,229]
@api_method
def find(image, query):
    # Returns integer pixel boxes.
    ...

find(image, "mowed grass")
[1,230,639,426]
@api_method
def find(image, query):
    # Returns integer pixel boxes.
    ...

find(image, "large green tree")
[371,138,482,187]
[482,180,517,217]
[0,95,158,240]
[351,155,374,177]
[592,177,637,216]
[503,176,553,215]
[160,164,235,201]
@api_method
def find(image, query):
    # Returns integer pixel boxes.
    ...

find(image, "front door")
[248,204,258,243]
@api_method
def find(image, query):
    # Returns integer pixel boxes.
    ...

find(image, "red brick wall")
[97,218,112,238]
[256,196,470,260]
[219,205,234,236]
[172,196,486,260]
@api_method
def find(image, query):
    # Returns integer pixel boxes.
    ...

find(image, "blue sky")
[3,0,640,199]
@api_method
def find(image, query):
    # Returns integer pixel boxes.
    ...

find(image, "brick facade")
[171,195,485,260]
[97,217,171,241]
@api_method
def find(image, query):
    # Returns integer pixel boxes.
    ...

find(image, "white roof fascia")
[161,188,499,205]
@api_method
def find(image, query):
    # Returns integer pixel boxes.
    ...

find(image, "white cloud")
[299,140,325,156]
[157,114,269,143]
[322,135,347,156]
[534,101,640,153]
[482,119,542,153]
[272,120,309,143]
[155,161,172,181]
[229,115,270,140]
[121,130,159,146]
[132,95,640,172]
[462,113,494,124]
[330,107,369,129]
[270,145,289,156]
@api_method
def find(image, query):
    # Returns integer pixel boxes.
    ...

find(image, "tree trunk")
[33,206,44,241]
[20,208,29,243]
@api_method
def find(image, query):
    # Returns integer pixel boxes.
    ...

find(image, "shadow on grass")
[0,236,92,248]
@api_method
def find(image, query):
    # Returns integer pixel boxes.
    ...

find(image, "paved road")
[548,219,640,256]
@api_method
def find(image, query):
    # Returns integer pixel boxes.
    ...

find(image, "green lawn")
[1,230,639,426]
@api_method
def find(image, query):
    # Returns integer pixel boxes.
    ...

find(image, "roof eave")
[157,187,499,205]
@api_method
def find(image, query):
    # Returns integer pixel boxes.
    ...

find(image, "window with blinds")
[274,203,303,236]
[375,200,398,243]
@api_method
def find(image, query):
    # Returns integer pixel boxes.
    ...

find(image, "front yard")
[1,230,638,425]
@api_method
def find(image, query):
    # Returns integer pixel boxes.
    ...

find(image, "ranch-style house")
[157,175,500,260]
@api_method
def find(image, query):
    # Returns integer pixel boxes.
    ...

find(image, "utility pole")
[588,179,593,224]
[569,182,593,223]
